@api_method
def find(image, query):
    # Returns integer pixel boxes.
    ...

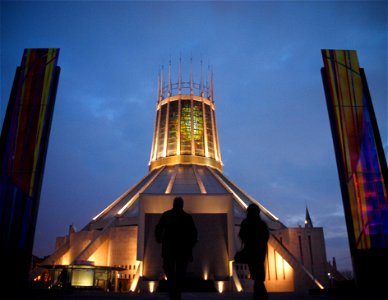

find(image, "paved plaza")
[20,289,383,300]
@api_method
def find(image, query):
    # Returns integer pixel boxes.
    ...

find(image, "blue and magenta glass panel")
[0,49,60,255]
[321,49,388,249]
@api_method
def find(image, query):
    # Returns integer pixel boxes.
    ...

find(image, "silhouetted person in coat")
[58,268,69,289]
[238,203,270,300]
[155,197,198,300]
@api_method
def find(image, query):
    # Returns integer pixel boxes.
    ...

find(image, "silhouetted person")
[238,203,269,300]
[155,197,198,300]
[58,268,69,289]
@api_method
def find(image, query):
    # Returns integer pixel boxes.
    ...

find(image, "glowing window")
[193,101,205,156]
[157,106,167,158]
[205,105,214,158]
[180,100,192,155]
[167,101,178,156]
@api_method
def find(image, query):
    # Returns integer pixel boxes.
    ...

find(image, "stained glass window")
[167,101,178,156]
[157,105,167,158]
[193,102,205,156]
[322,49,388,249]
[205,105,214,158]
[180,100,192,155]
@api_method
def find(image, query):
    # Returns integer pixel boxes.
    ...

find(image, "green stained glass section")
[205,105,214,158]
[157,105,167,158]
[167,101,178,156]
[193,102,205,156]
[180,100,192,155]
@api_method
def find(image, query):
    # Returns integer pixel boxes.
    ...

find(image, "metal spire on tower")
[161,65,164,99]
[158,67,163,102]
[178,56,182,94]
[211,68,214,101]
[206,65,211,99]
[168,59,172,97]
[157,69,161,101]
[200,59,204,97]
[190,56,193,95]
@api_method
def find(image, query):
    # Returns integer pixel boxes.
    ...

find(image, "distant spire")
[304,205,313,228]
[69,223,76,234]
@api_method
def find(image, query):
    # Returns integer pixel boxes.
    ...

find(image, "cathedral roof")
[86,164,286,231]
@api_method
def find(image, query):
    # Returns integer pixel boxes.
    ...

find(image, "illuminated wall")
[0,48,60,287]
[235,243,294,292]
[321,49,388,287]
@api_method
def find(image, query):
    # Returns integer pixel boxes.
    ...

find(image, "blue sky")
[1,0,387,272]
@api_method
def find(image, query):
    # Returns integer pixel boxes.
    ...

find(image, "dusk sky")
[1,0,387,272]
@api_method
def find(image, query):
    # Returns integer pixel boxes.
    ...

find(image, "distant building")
[321,49,388,290]
[40,60,329,293]
[0,49,60,289]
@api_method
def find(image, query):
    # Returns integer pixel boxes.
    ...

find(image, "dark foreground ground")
[15,288,384,300]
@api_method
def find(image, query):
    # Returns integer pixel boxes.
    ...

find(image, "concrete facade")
[47,192,329,293]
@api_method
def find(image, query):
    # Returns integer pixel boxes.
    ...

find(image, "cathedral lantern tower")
[149,60,222,172]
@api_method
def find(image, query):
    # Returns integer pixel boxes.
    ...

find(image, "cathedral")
[39,61,330,293]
